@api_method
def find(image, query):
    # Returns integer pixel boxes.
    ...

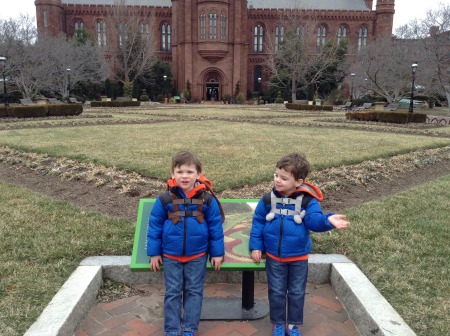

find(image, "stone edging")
[24,255,416,336]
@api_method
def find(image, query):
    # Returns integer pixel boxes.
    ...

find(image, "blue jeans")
[266,256,308,325]
[163,255,207,335]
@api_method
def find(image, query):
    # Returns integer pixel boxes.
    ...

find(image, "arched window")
[119,23,127,47]
[75,21,84,31]
[220,11,227,40]
[96,20,107,47]
[161,23,171,52]
[316,25,327,50]
[358,27,368,50]
[253,25,264,52]
[275,26,284,51]
[296,26,306,36]
[337,25,347,43]
[199,13,206,40]
[209,12,217,40]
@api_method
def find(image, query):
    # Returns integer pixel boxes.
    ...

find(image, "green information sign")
[131,198,266,271]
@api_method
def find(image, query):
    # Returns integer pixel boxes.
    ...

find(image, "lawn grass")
[312,174,450,336]
[0,120,448,190]
[0,175,448,335]
[0,181,134,336]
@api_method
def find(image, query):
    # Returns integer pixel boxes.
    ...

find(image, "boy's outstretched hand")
[211,256,224,271]
[150,255,163,271]
[329,214,350,229]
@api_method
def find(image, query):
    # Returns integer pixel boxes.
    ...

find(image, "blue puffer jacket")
[249,183,334,258]
[147,179,224,258]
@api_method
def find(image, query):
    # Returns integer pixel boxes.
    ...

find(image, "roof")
[62,0,172,7]
[248,0,370,11]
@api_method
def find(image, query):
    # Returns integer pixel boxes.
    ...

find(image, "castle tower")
[375,0,395,37]
[34,0,65,36]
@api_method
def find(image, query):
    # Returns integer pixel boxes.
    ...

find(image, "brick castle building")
[34,0,395,101]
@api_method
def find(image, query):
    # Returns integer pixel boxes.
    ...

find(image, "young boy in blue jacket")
[147,151,224,336]
[250,152,349,336]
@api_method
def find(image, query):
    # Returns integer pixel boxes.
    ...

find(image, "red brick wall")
[35,0,394,101]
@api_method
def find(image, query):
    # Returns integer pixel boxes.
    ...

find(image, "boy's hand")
[251,250,262,263]
[150,256,163,271]
[329,214,350,229]
[210,256,224,271]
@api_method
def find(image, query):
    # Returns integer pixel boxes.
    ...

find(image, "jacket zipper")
[183,209,187,256]
[278,201,285,256]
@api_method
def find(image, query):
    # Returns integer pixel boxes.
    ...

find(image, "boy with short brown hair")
[250,152,349,336]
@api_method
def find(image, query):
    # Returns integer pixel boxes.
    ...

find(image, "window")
[275,26,284,51]
[220,12,227,40]
[253,25,264,52]
[75,21,84,31]
[296,26,305,36]
[161,23,171,52]
[358,27,368,50]
[209,12,217,40]
[337,26,347,43]
[141,22,149,35]
[199,13,206,40]
[316,26,327,50]
[43,10,48,28]
[96,21,107,47]
[119,23,127,47]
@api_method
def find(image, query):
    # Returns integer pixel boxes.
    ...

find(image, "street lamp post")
[0,56,9,107]
[408,62,418,113]
[163,75,167,103]
[257,77,261,105]
[66,68,71,99]
[350,73,355,103]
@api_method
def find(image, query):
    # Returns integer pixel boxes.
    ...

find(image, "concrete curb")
[331,263,416,336]
[24,254,416,336]
[24,266,102,336]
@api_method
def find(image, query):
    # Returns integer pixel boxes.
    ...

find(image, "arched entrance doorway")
[204,72,221,101]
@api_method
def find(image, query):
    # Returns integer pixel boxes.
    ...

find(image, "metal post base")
[201,297,269,320]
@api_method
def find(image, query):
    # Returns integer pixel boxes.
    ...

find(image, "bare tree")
[351,36,415,103]
[395,3,450,111]
[37,34,108,98]
[0,15,40,98]
[265,12,347,102]
[105,0,159,96]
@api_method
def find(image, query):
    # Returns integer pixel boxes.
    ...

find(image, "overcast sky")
[0,0,446,31]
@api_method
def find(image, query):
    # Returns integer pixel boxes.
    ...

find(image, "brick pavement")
[75,282,360,336]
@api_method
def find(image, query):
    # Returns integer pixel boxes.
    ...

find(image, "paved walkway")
[75,282,360,336]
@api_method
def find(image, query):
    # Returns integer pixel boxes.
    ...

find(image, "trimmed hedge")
[346,110,427,123]
[285,103,333,111]
[90,101,141,107]
[0,104,82,118]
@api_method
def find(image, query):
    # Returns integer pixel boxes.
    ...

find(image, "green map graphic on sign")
[131,199,266,271]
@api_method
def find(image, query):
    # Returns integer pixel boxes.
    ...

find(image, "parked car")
[397,98,427,108]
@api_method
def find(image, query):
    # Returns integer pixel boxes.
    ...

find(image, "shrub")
[346,110,427,124]
[275,91,284,104]
[6,106,48,118]
[235,92,245,103]
[140,90,149,102]
[47,104,82,116]
[285,103,333,111]
[90,101,140,107]
[0,106,7,118]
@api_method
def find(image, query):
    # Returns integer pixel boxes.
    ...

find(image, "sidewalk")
[75,282,360,336]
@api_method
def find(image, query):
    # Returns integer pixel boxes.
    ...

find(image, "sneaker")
[272,323,285,336]
[286,326,301,336]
